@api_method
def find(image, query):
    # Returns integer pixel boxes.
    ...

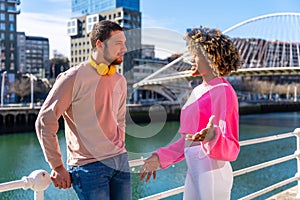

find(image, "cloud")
[142,14,173,29]
[17,12,70,59]
[141,27,187,59]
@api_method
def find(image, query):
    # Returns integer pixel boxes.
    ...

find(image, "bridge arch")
[132,12,300,104]
[223,12,300,35]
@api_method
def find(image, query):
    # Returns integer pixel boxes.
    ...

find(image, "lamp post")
[1,71,7,107]
[26,73,37,109]
[30,74,34,108]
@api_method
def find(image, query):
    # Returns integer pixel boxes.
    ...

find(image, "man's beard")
[103,53,123,66]
[111,57,123,65]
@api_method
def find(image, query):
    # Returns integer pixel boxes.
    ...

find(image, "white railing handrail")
[0,169,51,200]
[134,128,300,200]
[129,131,297,168]
[1,128,300,200]
[233,154,297,177]
[239,131,294,146]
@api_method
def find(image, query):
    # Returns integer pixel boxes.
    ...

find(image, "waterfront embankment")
[239,101,300,115]
[0,101,300,134]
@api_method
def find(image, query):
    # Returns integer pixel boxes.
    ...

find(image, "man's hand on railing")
[138,154,160,183]
[51,165,71,189]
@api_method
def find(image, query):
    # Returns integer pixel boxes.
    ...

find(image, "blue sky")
[17,0,300,59]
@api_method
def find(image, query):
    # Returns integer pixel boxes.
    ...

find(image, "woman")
[138,26,241,199]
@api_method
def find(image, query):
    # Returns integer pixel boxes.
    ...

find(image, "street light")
[1,71,7,107]
[25,73,37,109]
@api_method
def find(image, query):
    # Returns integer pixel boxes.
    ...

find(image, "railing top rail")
[129,130,297,168]
[240,131,294,146]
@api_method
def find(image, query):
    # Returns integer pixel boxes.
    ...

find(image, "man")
[35,20,130,200]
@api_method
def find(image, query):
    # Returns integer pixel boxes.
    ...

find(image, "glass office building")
[72,0,139,17]
[0,0,20,74]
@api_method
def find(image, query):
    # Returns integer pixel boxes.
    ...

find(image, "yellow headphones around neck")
[89,54,116,76]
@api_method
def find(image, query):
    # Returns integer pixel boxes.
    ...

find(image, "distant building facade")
[0,0,20,74]
[71,0,139,18]
[68,0,141,73]
[16,32,50,78]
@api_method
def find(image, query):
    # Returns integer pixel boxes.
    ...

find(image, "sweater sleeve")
[35,72,74,169]
[153,135,185,169]
[117,77,127,141]
[202,85,240,161]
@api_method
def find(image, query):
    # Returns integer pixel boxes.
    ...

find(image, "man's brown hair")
[90,20,123,51]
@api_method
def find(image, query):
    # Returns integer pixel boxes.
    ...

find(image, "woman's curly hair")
[185,26,241,76]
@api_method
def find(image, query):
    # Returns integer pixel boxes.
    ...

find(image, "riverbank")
[239,101,300,115]
[0,101,300,134]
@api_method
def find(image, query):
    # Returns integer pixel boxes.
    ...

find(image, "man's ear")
[96,39,102,49]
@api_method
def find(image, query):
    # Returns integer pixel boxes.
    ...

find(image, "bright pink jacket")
[154,77,240,169]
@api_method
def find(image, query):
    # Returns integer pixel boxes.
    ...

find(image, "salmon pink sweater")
[35,61,127,170]
[154,77,240,169]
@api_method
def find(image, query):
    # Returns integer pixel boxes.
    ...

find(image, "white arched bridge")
[131,12,300,103]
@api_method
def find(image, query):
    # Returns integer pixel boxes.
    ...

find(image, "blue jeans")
[68,153,132,200]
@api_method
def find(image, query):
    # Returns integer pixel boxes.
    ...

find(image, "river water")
[1,111,300,200]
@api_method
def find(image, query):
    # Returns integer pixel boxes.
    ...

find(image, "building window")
[0,13,4,20]
[9,14,14,22]
[0,3,4,11]
[0,23,4,30]
[9,23,14,31]
[10,62,14,70]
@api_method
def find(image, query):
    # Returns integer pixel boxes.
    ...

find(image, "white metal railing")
[0,169,51,200]
[1,128,299,200]
[130,128,300,200]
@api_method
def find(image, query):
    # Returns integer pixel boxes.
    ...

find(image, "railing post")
[0,170,51,200]
[25,170,51,200]
[293,128,300,198]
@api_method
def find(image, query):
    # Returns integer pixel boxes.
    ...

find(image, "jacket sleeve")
[153,135,185,169]
[202,85,240,161]
[35,72,74,169]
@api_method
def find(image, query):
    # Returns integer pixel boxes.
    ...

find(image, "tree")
[10,73,31,102]
[10,73,52,103]
[50,57,70,79]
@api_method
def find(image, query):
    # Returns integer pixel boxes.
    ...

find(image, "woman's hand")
[185,115,215,141]
[138,154,160,183]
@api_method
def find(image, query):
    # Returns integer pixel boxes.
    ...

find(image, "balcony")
[7,8,20,14]
[7,0,20,5]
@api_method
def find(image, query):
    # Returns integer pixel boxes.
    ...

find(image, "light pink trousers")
[183,145,233,200]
